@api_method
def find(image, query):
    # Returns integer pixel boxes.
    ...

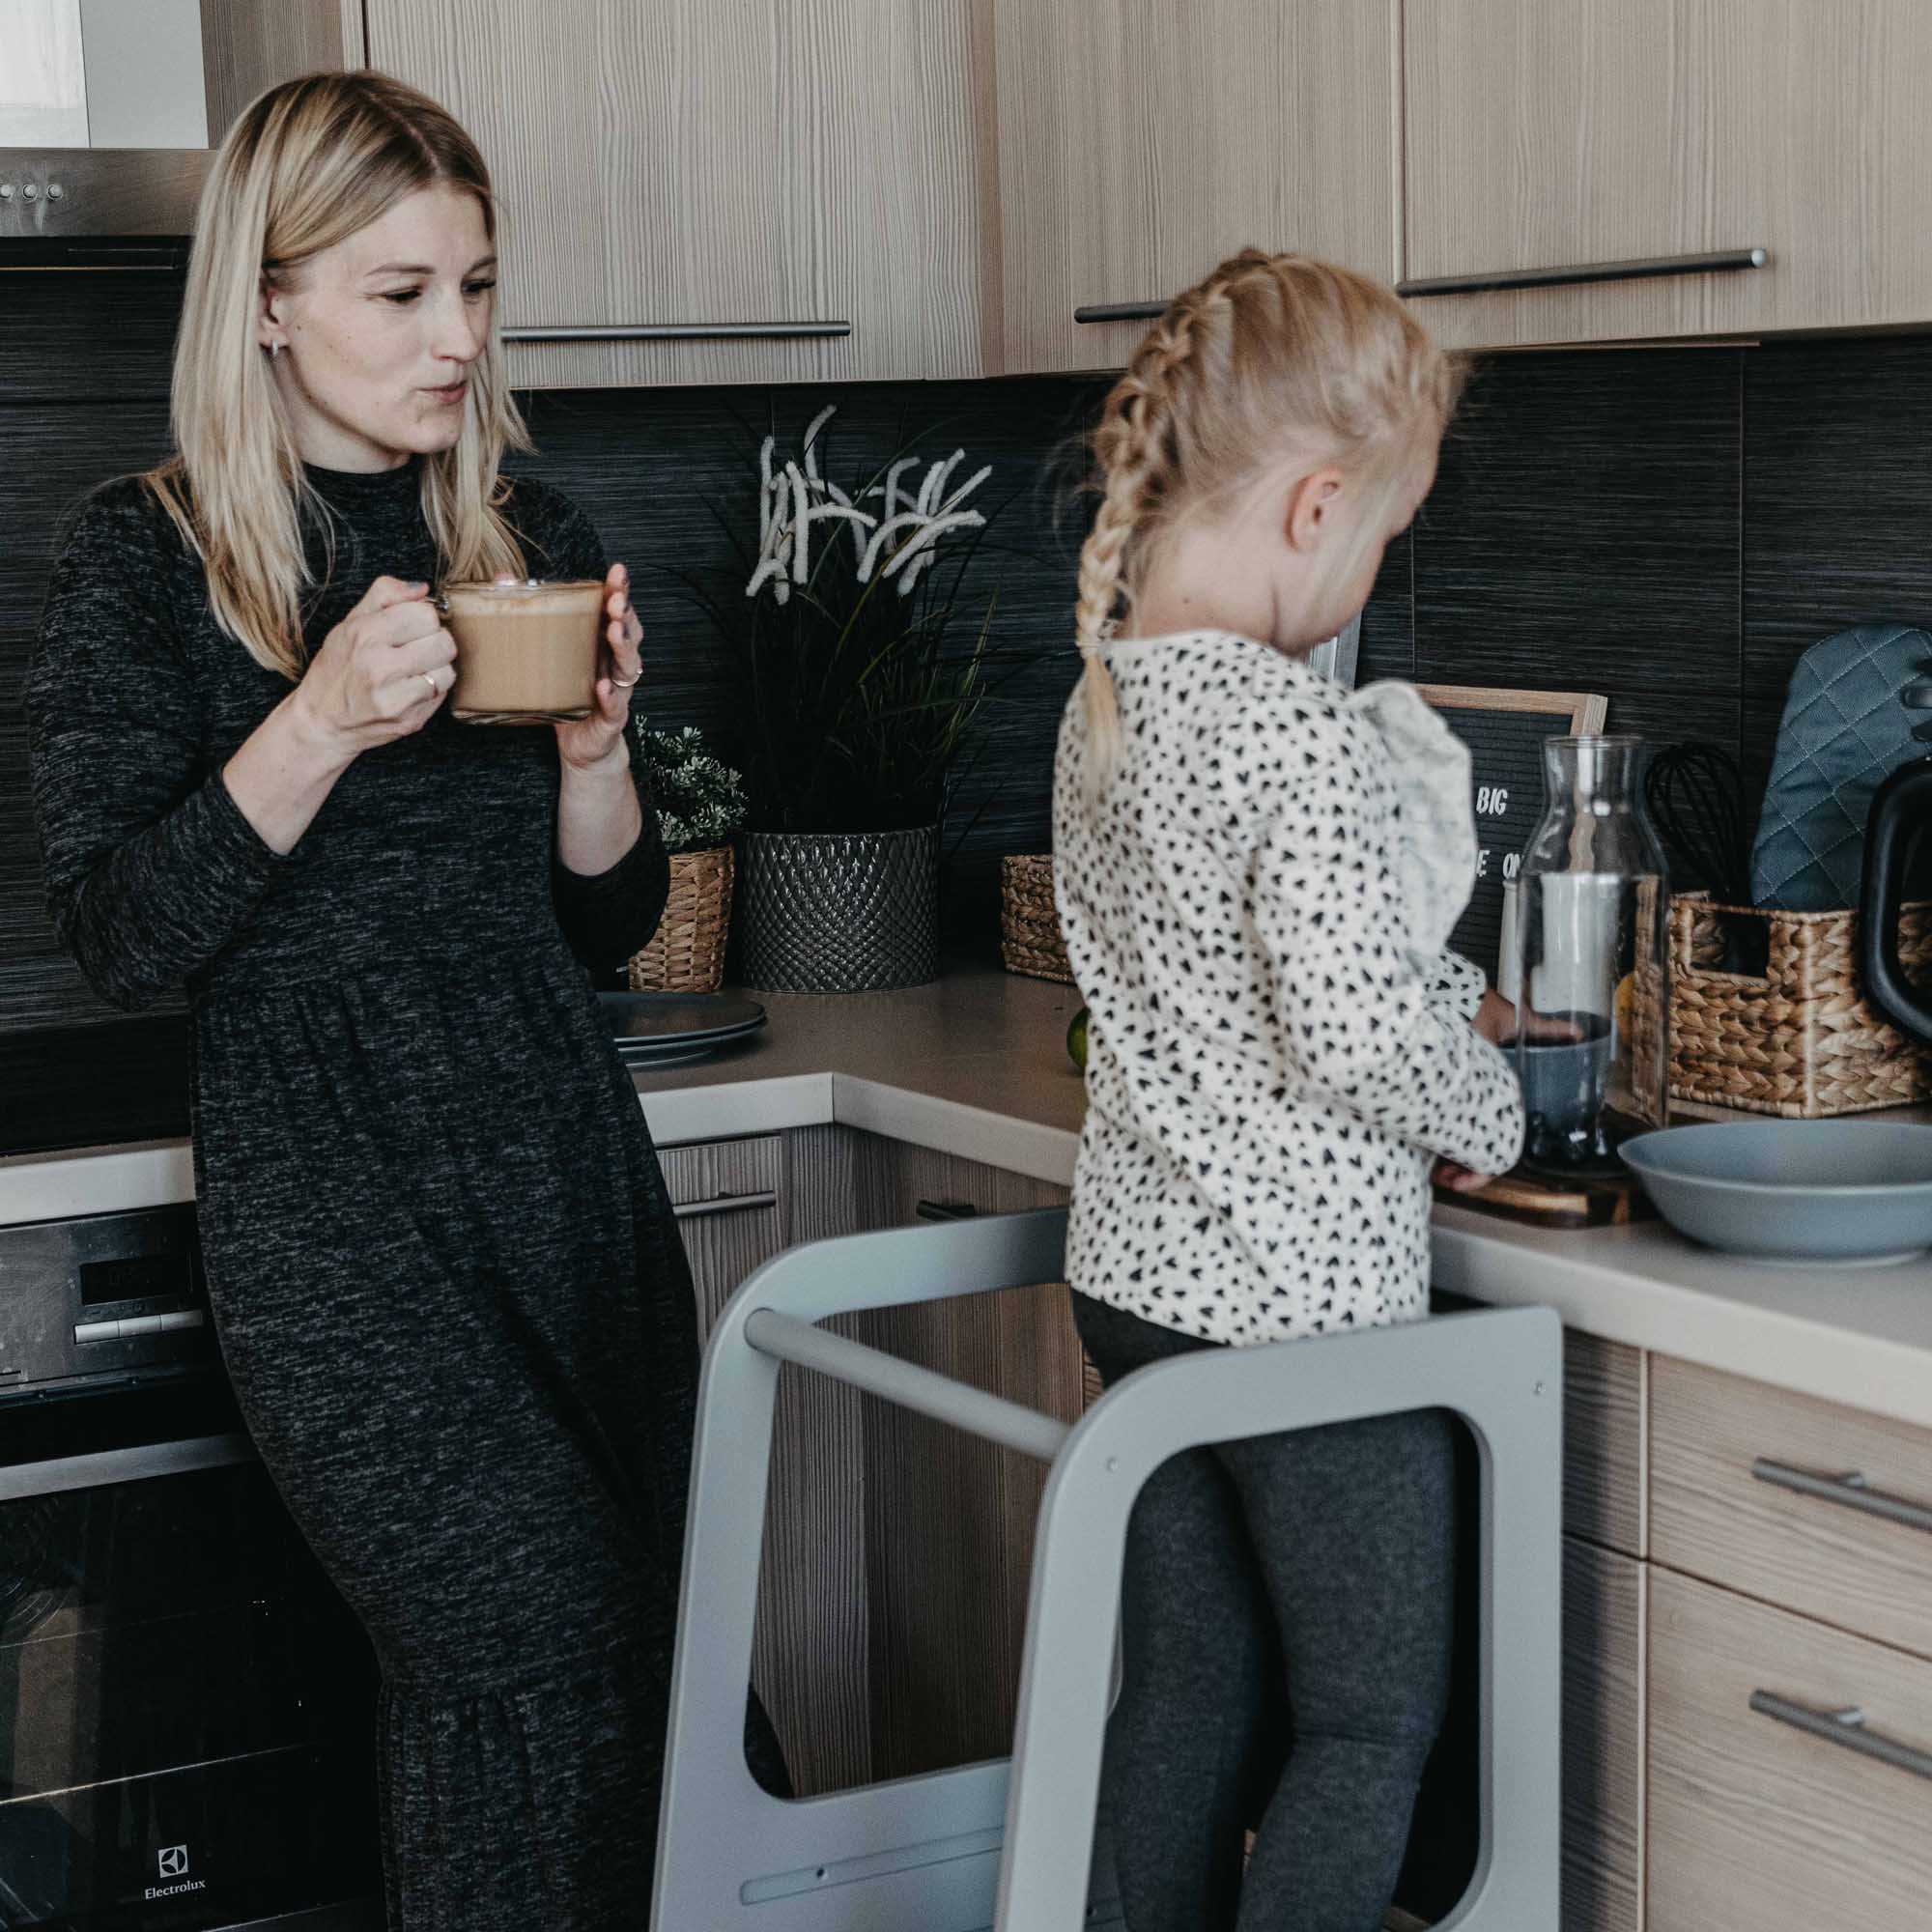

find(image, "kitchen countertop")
[8,961,1932,1429]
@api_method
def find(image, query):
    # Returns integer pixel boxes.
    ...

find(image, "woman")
[25,71,780,1928]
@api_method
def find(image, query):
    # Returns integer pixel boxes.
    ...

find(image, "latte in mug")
[440,578,607,724]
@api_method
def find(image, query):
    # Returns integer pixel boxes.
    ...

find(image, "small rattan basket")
[1000,854,1075,985]
[1668,891,1932,1118]
[629,846,735,995]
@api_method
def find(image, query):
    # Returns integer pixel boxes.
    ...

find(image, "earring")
[269,341,282,360]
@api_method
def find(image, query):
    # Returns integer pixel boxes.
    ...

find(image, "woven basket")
[1668,892,1932,1118]
[629,846,735,995]
[1001,855,1075,985]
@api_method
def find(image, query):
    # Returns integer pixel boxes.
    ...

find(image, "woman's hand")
[555,563,642,773]
[289,576,453,758]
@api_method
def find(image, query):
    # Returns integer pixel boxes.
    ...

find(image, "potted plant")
[683,406,999,993]
[628,724,747,995]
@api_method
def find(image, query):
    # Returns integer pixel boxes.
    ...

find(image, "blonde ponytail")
[1072,248,1463,795]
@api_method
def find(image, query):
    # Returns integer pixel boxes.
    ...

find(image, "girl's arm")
[1250,783,1524,1175]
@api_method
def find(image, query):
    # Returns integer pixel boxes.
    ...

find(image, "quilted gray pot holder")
[1749,622,1932,911]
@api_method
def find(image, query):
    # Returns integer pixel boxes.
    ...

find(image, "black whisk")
[1646,741,1751,905]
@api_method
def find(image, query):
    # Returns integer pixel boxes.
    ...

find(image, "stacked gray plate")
[1621,1121,1932,1267]
[599,992,767,1068]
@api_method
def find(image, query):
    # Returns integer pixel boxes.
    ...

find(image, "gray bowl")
[1621,1122,1932,1267]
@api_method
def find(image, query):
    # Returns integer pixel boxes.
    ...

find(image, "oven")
[0,1205,382,1930]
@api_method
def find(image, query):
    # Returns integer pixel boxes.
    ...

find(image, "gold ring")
[420,672,439,696]
[611,672,640,689]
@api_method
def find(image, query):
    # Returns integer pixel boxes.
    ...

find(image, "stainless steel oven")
[0,1206,382,1929]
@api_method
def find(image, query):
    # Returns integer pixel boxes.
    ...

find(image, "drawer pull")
[1398,245,1768,299]
[501,322,850,343]
[915,1200,980,1223]
[672,1189,779,1221]
[1750,1457,1932,1536]
[1750,1690,1932,1783]
[1074,301,1169,324]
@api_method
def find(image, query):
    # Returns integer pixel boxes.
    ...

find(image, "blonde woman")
[1051,251,1523,1929]
[25,72,782,1926]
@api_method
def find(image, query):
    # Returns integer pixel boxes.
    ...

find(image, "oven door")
[0,1373,383,1930]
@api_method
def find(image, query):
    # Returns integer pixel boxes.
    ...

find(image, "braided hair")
[1074,249,1463,796]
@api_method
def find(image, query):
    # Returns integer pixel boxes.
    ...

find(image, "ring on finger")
[611,671,640,689]
[420,671,440,697]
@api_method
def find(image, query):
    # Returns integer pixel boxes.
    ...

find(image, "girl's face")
[258,185,497,472]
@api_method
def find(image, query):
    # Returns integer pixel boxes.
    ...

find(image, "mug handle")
[1858,757,1932,1045]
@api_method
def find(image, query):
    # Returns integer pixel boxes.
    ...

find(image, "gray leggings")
[1072,1292,1458,1932]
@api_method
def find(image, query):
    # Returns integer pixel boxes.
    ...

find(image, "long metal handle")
[1751,1458,1932,1536]
[0,1432,254,1502]
[501,321,850,343]
[1074,301,1168,325]
[916,1199,980,1223]
[672,1189,779,1222]
[744,1307,1071,1463]
[1397,246,1767,299]
[1750,1691,1932,1783]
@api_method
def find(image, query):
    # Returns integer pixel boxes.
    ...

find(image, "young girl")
[1053,250,1524,1931]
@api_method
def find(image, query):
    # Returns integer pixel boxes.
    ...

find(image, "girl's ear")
[1283,465,1347,554]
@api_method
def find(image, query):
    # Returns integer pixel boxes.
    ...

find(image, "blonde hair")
[1074,248,1464,792]
[145,71,529,679]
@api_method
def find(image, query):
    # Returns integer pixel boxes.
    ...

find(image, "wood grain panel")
[365,0,981,385]
[859,1141,1076,1779]
[1561,1539,1643,1932]
[198,0,352,143]
[1650,1566,1932,1931]
[991,0,1398,376]
[1651,1356,1932,1661]
[1564,1333,1645,1558]
[661,1131,869,1797]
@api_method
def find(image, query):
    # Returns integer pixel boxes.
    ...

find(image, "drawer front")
[1564,1334,1645,1558]
[1650,1568,1932,1932]
[1651,1357,1932,1658]
[1561,1540,1642,1932]
[657,1132,782,1216]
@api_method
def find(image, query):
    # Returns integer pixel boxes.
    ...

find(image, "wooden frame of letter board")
[1415,684,1608,985]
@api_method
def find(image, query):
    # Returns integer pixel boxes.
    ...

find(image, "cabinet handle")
[915,1200,980,1223]
[501,321,851,343]
[672,1189,779,1221]
[1749,1691,1932,1783]
[1074,301,1169,325]
[1750,1458,1932,1536]
[0,1433,254,1502]
[1397,246,1767,299]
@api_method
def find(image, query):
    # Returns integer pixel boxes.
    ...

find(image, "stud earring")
[269,341,282,360]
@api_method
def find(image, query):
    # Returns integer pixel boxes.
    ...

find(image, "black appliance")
[0,1205,382,1929]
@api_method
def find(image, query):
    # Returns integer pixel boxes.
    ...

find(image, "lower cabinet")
[1562,1540,1644,1932]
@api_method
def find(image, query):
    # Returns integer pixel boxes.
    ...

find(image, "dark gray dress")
[25,463,716,1929]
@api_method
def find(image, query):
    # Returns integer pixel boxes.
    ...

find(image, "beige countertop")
[9,960,1932,1428]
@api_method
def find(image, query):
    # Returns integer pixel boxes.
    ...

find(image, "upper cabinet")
[984,0,1399,376]
[363,0,983,387]
[1402,0,1932,350]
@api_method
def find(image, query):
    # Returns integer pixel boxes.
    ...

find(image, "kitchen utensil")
[1511,737,1671,1177]
[1646,741,1750,903]
[1859,755,1932,1045]
[1749,623,1932,912]
[1621,1121,1932,1265]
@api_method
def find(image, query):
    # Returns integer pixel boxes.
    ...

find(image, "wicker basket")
[1668,892,1932,1118]
[629,846,735,995]
[1001,855,1075,985]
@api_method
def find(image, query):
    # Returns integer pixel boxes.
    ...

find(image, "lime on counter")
[1066,1007,1090,1071]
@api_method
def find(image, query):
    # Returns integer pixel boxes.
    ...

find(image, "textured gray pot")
[735,826,940,993]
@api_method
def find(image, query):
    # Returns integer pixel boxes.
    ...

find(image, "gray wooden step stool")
[652,1208,1561,1931]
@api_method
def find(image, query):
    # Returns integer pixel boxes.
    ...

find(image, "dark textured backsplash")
[8,262,1932,1151]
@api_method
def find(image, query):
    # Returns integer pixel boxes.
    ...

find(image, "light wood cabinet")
[1402,0,1932,352]
[1562,1539,1643,1932]
[985,0,1399,375]
[1650,1566,1932,1932]
[363,0,983,387]
[1563,1333,1645,1559]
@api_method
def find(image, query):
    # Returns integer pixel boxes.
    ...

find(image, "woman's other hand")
[291,576,453,754]
[555,563,641,774]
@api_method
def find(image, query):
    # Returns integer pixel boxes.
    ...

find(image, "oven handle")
[0,1432,255,1501]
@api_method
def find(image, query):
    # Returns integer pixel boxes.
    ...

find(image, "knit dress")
[25,462,739,1929]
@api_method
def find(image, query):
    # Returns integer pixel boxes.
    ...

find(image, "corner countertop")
[9,962,1932,1430]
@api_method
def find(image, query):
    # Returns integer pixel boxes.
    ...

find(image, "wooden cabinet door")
[987,0,1399,375]
[1561,1540,1643,1932]
[1403,0,1932,350]
[365,0,982,386]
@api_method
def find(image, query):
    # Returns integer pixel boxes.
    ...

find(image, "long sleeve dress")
[25,460,725,1930]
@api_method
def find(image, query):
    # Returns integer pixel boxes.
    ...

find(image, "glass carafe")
[1511,737,1671,1177]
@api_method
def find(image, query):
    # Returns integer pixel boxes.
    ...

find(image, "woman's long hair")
[145,71,529,678]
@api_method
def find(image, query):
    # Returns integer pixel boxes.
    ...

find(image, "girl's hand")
[290,576,454,758]
[1472,988,1517,1046]
[555,562,642,773]
[1434,1159,1495,1195]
